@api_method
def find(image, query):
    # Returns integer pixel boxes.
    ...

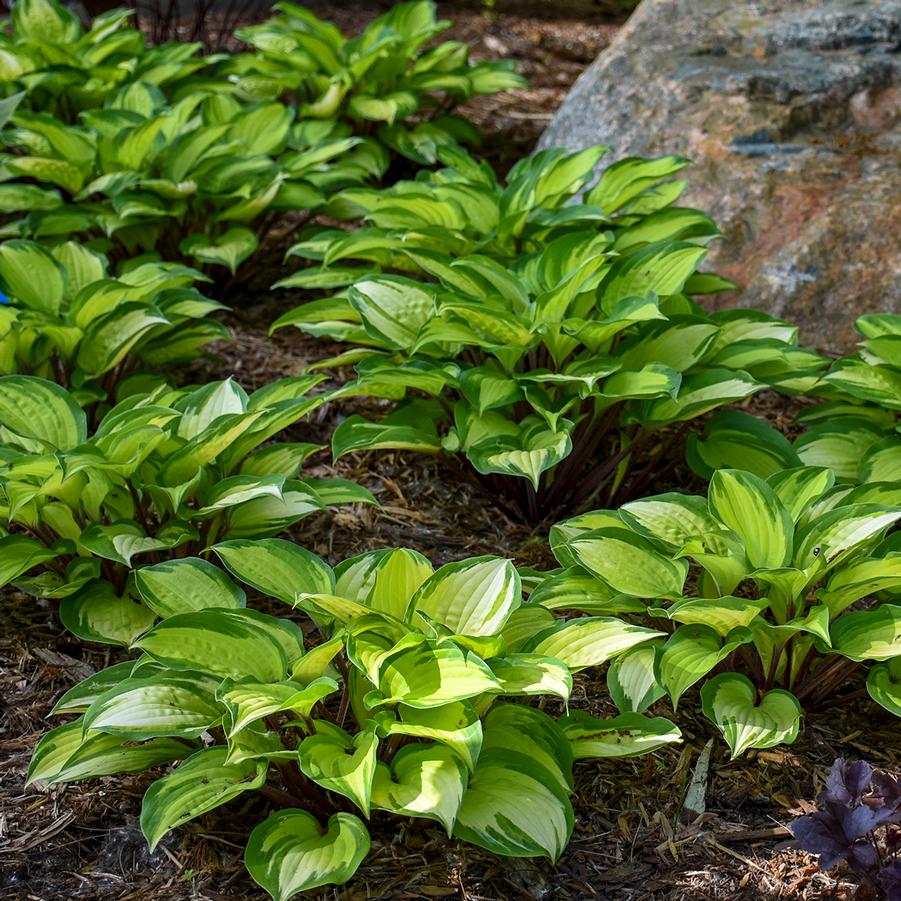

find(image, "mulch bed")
[2,4,900,900]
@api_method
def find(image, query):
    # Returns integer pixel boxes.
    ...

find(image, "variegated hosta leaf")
[27,720,191,786]
[376,639,503,708]
[51,660,141,715]
[59,580,157,647]
[560,710,683,758]
[648,596,769,636]
[371,743,468,834]
[569,529,688,599]
[335,547,433,619]
[81,671,222,739]
[708,469,792,570]
[133,608,292,682]
[700,673,802,757]
[657,624,753,706]
[453,704,573,862]
[489,653,572,700]
[141,747,267,850]
[134,557,246,618]
[245,810,370,901]
[830,604,901,661]
[408,556,520,636]
[214,538,334,604]
[218,677,340,736]
[607,644,665,714]
[299,723,378,815]
[524,616,664,671]
[375,701,483,772]
[620,492,725,552]
[867,658,901,718]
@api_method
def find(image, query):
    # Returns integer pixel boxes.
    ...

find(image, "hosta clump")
[223,0,525,164]
[0,89,384,279]
[689,314,901,486]
[0,0,206,121]
[0,375,375,644]
[275,145,721,289]
[550,467,901,756]
[792,758,901,900]
[0,239,227,401]
[28,543,681,898]
[275,150,823,519]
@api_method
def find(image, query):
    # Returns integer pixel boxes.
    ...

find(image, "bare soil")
[3,4,900,901]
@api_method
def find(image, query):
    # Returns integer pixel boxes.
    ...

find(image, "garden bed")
[1,3,899,900]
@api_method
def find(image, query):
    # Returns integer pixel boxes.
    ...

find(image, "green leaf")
[607,644,664,713]
[376,701,483,772]
[133,609,290,681]
[560,710,682,758]
[245,810,370,901]
[489,653,572,700]
[0,375,86,450]
[348,275,436,350]
[27,721,190,787]
[141,747,266,850]
[651,596,769,636]
[299,725,378,815]
[453,708,573,862]
[700,673,802,757]
[332,413,442,459]
[59,581,157,647]
[214,538,334,604]
[51,661,140,715]
[79,520,198,567]
[135,558,247,618]
[657,624,753,706]
[82,672,221,740]
[569,528,688,598]
[371,743,468,834]
[409,556,520,636]
[377,640,502,708]
[831,605,901,661]
[219,677,339,735]
[0,534,64,588]
[709,469,792,570]
[620,493,725,552]
[180,227,258,274]
[599,242,706,304]
[525,617,663,671]
[867,658,901,718]
[335,547,433,620]
[0,240,66,314]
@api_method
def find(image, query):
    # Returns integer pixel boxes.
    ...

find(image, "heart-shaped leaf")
[701,672,802,757]
[245,810,370,901]
[299,724,378,815]
[371,743,467,834]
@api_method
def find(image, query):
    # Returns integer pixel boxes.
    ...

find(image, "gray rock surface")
[539,0,901,352]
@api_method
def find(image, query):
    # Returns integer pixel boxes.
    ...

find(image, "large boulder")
[539,0,901,352]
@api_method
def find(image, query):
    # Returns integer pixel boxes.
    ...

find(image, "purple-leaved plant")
[792,759,901,899]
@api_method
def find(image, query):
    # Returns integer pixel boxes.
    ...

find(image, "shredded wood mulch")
[3,5,900,901]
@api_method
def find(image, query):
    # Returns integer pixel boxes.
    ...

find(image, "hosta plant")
[0,375,375,644]
[223,0,525,164]
[27,543,682,898]
[550,467,901,756]
[0,88,384,279]
[0,0,207,121]
[0,238,227,402]
[274,145,721,288]
[690,314,901,487]
[275,151,823,518]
